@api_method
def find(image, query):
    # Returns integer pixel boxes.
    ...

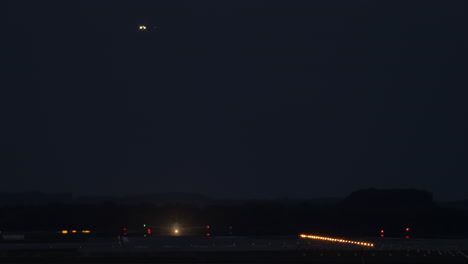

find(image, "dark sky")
[1,0,467,200]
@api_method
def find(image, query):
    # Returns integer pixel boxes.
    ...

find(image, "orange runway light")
[299,234,374,247]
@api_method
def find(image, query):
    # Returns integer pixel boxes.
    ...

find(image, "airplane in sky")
[137,24,158,32]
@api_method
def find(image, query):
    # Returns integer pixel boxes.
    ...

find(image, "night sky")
[1,1,467,200]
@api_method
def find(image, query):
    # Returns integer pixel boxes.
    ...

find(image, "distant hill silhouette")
[77,192,217,205]
[344,188,433,208]
[0,189,454,208]
[440,199,468,211]
[1,190,467,237]
[0,192,73,206]
[0,191,345,207]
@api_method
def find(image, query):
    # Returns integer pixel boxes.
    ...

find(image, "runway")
[1,235,468,252]
[1,236,468,263]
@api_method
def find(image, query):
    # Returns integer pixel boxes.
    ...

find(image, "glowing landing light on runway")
[299,234,374,247]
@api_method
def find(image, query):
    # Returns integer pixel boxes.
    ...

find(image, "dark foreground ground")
[1,236,468,263]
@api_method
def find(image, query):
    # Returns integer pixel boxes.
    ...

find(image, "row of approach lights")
[300,234,374,247]
[61,230,91,234]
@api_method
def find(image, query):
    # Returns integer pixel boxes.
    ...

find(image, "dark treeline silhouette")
[0,189,467,238]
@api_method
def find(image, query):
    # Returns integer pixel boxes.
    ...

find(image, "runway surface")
[1,235,468,252]
[1,236,468,263]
